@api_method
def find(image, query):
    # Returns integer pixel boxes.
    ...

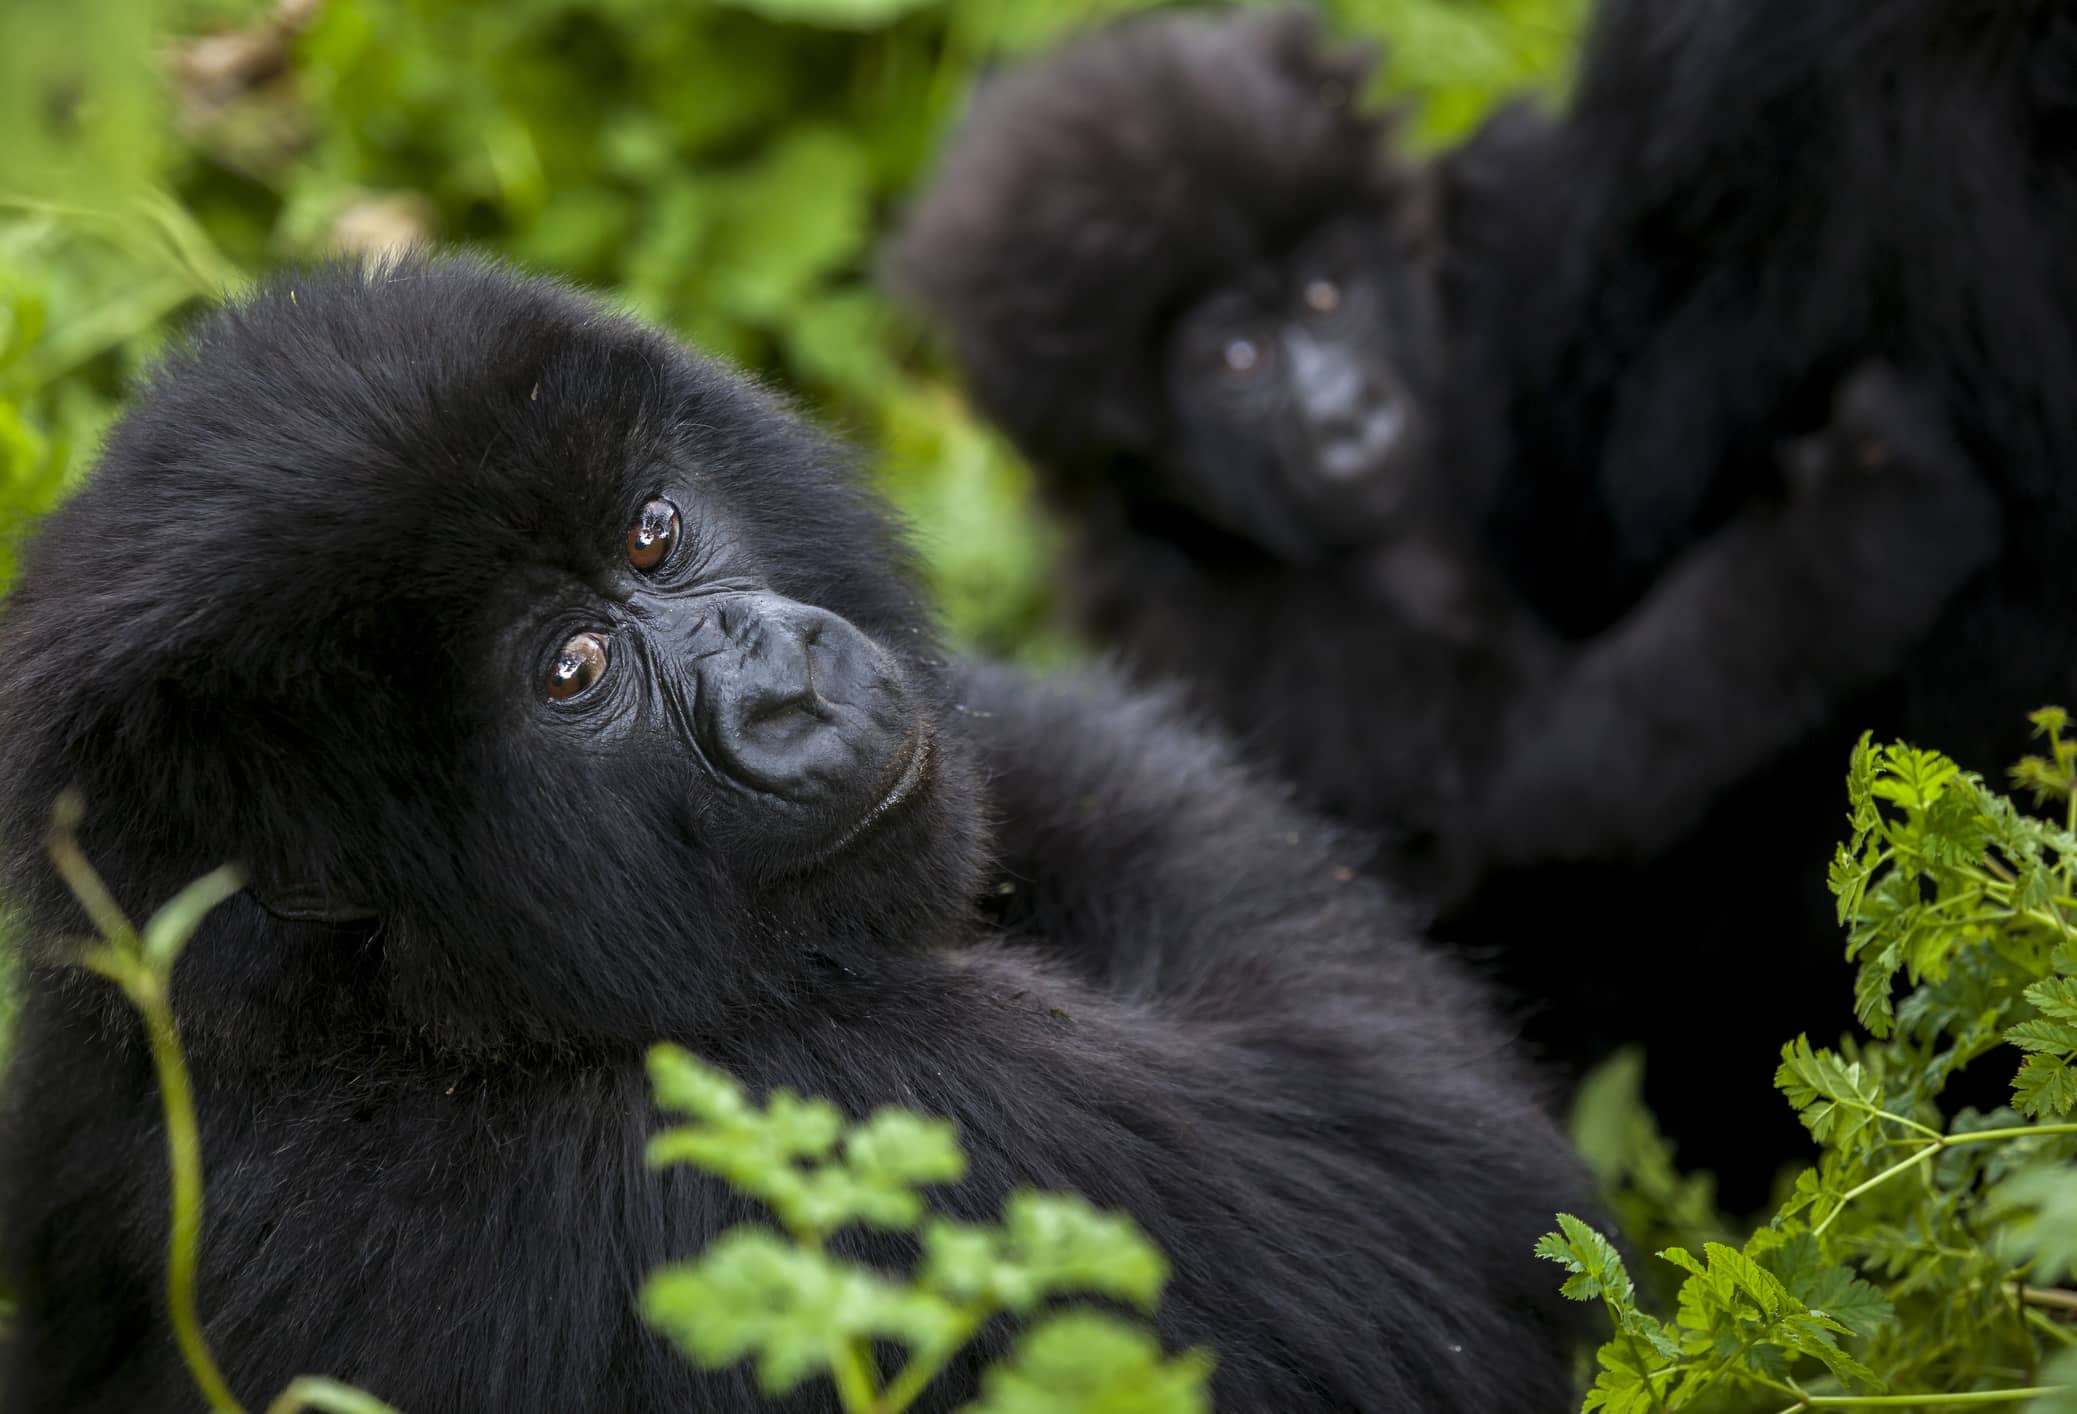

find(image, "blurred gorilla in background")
[0,255,1596,1413]
[1450,0,2077,1203]
[886,5,2003,1204]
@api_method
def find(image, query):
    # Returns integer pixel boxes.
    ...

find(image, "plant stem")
[1813,1144,1938,1238]
[137,974,245,1414]
[1947,1124,2077,1146]
[830,1336,881,1413]
[1799,1390,2061,1407]
[2018,1284,2077,1314]
[1814,1123,2077,1237]
[880,1312,988,1414]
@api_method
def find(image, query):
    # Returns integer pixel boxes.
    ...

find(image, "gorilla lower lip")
[819,726,935,861]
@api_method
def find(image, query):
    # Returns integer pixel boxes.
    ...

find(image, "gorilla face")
[1159,215,1444,561]
[518,489,937,874]
[0,255,984,1042]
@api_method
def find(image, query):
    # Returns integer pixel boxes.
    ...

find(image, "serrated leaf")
[1776,1037,1883,1149]
[1701,1241,1788,1317]
[2006,1019,2077,1055]
[1579,1331,1670,1414]
[1539,1214,1636,1307]
[1794,1265,1893,1337]
[2015,1054,2077,1118]
[1869,746,1961,810]
[2027,978,2077,1022]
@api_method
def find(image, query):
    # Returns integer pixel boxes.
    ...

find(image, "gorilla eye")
[626,499,681,572]
[546,632,610,702]
[1221,338,1261,375]
[1303,279,1342,316]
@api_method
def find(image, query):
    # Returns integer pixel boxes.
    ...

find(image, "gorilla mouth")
[815,725,937,863]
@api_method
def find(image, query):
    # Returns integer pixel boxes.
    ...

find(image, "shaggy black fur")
[1441,0,2077,1201]
[885,5,2006,1203]
[0,255,1594,1413]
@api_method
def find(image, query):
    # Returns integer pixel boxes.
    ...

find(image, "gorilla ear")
[246,883,381,926]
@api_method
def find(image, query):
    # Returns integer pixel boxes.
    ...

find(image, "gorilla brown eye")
[1304,279,1342,316]
[546,632,610,702]
[1222,338,1261,374]
[626,500,680,572]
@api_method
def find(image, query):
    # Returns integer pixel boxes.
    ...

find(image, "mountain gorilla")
[1447,0,2077,1198]
[0,256,1595,1413]
[885,4,2003,1200]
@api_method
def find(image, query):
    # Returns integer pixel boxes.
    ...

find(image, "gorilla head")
[888,6,1442,563]
[0,256,984,1049]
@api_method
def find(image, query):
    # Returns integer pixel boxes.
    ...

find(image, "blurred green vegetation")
[0,0,1584,654]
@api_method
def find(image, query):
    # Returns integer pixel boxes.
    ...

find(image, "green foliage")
[640,1045,1208,1414]
[1546,712,2077,1412]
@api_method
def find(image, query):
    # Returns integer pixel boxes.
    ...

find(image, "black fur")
[885,5,2005,1204]
[0,255,1593,1413]
[1441,0,2077,1200]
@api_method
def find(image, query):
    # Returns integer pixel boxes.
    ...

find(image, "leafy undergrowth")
[1545,709,2077,1414]
[640,1047,1209,1414]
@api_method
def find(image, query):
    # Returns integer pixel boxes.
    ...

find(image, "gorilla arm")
[1465,366,2003,873]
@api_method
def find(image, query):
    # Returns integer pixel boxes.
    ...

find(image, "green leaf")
[1989,1162,2077,1284]
[1794,1264,1893,1338]
[1775,1036,1883,1149]
[1869,746,1962,811]
[641,1230,963,1395]
[922,1193,1169,1315]
[2027,978,2077,1022]
[138,863,244,972]
[959,1312,1211,1414]
[1537,1213,1636,1307]
[2015,1054,2077,1119]
[2006,1019,2077,1055]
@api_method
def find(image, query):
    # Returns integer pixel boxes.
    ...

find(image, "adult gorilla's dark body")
[0,257,1592,1412]
[886,7,2003,1201]
[1444,0,2077,1191]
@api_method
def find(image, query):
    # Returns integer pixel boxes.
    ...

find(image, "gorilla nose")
[1288,336,1407,483]
[694,594,904,800]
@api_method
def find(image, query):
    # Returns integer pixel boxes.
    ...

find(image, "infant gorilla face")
[1161,214,1441,558]
[524,489,934,869]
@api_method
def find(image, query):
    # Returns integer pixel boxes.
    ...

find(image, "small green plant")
[1543,710,2077,1413]
[45,793,400,1414]
[640,1045,1211,1414]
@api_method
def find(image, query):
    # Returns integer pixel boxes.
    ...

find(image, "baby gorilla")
[0,256,1594,1413]
[886,6,2001,908]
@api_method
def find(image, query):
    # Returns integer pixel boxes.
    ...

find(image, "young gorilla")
[884,5,2003,1203]
[885,6,1997,903]
[0,256,1593,1413]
